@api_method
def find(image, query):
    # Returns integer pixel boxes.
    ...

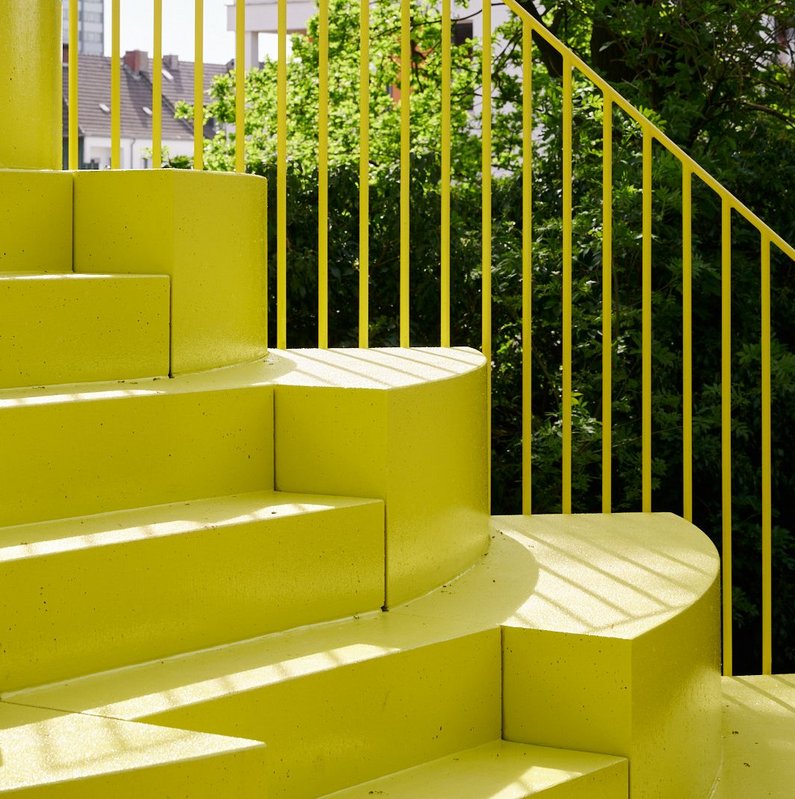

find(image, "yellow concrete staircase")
[1,166,792,799]
[2,4,794,795]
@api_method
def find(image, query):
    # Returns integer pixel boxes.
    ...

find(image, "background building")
[62,0,105,56]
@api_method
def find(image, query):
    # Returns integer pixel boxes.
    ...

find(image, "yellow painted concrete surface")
[0,378,274,527]
[0,2,61,169]
[0,701,267,796]
[0,171,72,271]
[271,347,490,606]
[711,674,795,799]
[0,273,170,389]
[73,170,268,373]
[0,490,383,691]
[13,513,716,798]
[321,740,627,798]
[495,514,722,799]
[13,627,501,799]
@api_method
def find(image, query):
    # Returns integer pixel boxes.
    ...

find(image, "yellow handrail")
[502,0,795,262]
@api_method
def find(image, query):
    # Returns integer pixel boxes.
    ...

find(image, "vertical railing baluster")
[440,0,452,347]
[194,0,204,170]
[602,94,613,514]
[682,165,693,522]
[153,0,163,168]
[277,0,287,347]
[318,0,329,348]
[400,0,411,347]
[358,0,370,348]
[235,0,246,173]
[642,126,652,512]
[482,0,493,497]
[721,198,733,676]
[521,18,532,515]
[561,54,572,514]
[111,0,121,169]
[761,233,772,675]
[68,0,78,170]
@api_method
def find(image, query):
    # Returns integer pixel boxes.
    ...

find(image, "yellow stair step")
[0,368,274,527]
[0,170,72,274]
[6,621,501,799]
[0,700,266,796]
[710,674,795,798]
[320,740,627,799]
[0,272,170,389]
[0,490,384,691]
[8,513,717,799]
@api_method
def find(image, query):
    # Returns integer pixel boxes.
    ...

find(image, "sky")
[101,0,279,65]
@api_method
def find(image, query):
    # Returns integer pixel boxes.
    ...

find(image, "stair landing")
[711,674,795,799]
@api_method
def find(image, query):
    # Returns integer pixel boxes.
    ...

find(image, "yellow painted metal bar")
[358,0,370,348]
[68,0,78,170]
[682,165,693,522]
[111,0,121,169]
[482,0,493,497]
[277,0,287,347]
[152,0,163,168]
[235,0,246,173]
[501,0,795,262]
[440,0,452,347]
[521,19,532,515]
[561,54,572,514]
[400,0,411,347]
[761,233,772,675]
[601,95,612,514]
[642,126,652,512]
[194,0,204,170]
[721,198,733,676]
[318,0,329,348]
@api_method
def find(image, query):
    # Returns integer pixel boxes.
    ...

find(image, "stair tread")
[0,489,382,557]
[320,740,627,798]
[0,699,265,793]
[0,272,168,280]
[711,674,795,798]
[6,513,714,717]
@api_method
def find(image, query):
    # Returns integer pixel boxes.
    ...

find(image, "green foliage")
[175,0,795,673]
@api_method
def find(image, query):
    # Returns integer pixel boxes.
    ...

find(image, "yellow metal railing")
[64,0,795,678]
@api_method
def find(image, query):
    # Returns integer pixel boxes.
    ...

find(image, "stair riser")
[503,577,722,799]
[0,274,170,389]
[140,631,501,799]
[4,744,268,798]
[0,700,267,797]
[0,171,72,272]
[274,354,490,607]
[0,386,274,527]
[0,500,384,691]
